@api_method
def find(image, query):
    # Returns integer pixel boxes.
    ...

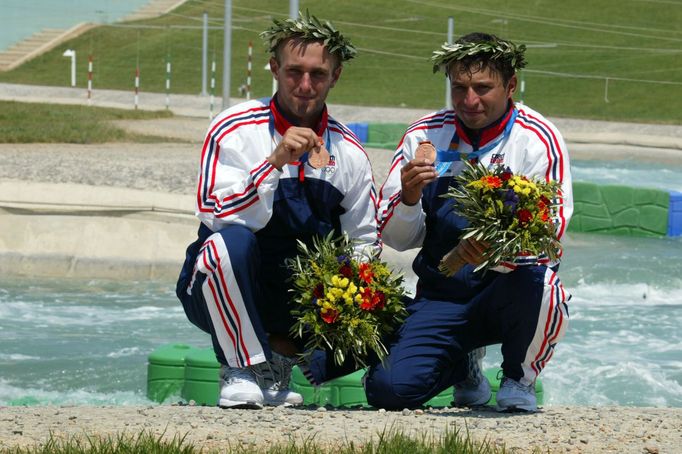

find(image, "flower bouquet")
[439,161,562,276]
[287,233,406,368]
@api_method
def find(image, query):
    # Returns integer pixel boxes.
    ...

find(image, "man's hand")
[455,237,489,266]
[268,127,322,170]
[400,158,438,206]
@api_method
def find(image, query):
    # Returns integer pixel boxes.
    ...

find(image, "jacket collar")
[270,95,328,137]
[455,101,514,150]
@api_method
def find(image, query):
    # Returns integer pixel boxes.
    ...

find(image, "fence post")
[87,54,93,105]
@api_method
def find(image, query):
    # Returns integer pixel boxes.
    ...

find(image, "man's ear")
[269,57,279,81]
[507,74,518,98]
[330,65,343,89]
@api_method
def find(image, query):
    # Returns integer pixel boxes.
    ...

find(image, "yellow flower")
[331,275,350,289]
[347,282,357,294]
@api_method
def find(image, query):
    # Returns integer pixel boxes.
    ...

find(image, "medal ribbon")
[434,108,517,176]
[268,104,331,182]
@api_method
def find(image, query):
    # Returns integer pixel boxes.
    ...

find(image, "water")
[1,0,150,52]
[1,231,681,408]
[572,159,682,193]
[1,159,681,408]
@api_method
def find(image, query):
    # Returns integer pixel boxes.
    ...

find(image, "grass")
[0,427,527,454]
[0,101,173,143]
[0,0,680,124]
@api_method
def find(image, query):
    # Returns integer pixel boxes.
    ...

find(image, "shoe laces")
[252,352,297,390]
[500,376,533,393]
[221,366,257,385]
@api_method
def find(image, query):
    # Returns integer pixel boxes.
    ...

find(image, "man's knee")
[364,367,432,410]
[211,225,259,265]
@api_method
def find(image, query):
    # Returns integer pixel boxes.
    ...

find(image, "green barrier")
[182,347,221,406]
[290,366,542,408]
[146,343,193,403]
[569,182,669,237]
[366,123,407,150]
[148,344,543,408]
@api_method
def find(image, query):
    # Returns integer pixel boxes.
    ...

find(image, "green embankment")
[0,0,680,124]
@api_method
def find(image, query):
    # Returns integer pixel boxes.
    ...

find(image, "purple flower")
[336,255,350,265]
[503,189,519,212]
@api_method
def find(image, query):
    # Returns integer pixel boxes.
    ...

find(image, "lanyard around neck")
[434,108,517,175]
[268,114,331,182]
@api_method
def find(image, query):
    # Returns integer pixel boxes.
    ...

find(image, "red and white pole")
[165,60,171,110]
[134,66,140,110]
[246,41,252,100]
[209,58,216,118]
[87,55,93,105]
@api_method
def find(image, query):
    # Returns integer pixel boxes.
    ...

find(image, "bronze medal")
[308,145,330,169]
[415,141,436,162]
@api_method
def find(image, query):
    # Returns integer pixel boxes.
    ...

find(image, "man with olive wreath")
[176,12,379,409]
[368,32,573,412]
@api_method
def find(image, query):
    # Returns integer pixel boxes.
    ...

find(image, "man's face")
[270,39,342,126]
[449,63,516,130]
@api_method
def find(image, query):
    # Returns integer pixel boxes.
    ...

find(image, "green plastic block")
[633,187,669,207]
[291,366,543,408]
[601,185,634,214]
[182,347,220,406]
[572,182,603,203]
[612,207,641,228]
[146,343,193,403]
[574,201,611,219]
[366,123,407,148]
[577,216,614,232]
[639,204,669,235]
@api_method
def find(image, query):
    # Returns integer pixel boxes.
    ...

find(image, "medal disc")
[415,141,436,162]
[308,146,330,169]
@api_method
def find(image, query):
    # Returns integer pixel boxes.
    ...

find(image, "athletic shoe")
[252,352,303,407]
[496,376,537,412]
[453,347,491,407]
[453,372,492,407]
[217,365,264,409]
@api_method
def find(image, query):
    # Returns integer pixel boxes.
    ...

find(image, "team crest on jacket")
[490,153,504,164]
[322,155,337,174]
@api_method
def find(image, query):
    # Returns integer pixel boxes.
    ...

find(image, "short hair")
[431,32,526,85]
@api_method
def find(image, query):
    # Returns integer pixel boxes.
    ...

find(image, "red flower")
[359,288,386,311]
[517,209,533,224]
[339,264,353,278]
[320,308,339,324]
[540,209,550,222]
[372,291,386,310]
[481,175,502,189]
[313,283,324,299]
[501,170,513,181]
[359,287,374,311]
[358,263,374,284]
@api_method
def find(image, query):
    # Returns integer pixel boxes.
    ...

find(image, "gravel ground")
[1,404,680,453]
[1,116,681,454]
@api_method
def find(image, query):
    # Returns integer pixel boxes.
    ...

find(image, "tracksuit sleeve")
[522,126,573,242]
[339,150,381,258]
[377,136,427,251]
[195,124,281,233]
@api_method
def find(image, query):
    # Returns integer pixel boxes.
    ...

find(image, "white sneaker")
[453,373,492,407]
[453,347,491,407]
[496,376,537,412]
[252,352,303,407]
[218,365,264,409]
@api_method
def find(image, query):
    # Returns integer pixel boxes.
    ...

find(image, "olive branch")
[431,39,527,73]
[260,10,357,62]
